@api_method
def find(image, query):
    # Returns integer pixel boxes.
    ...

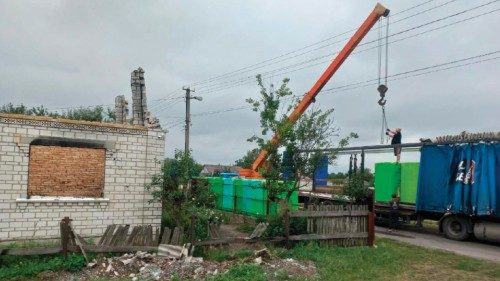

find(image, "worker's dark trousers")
[389,210,398,229]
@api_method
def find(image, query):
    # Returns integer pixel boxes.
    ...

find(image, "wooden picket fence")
[284,204,374,247]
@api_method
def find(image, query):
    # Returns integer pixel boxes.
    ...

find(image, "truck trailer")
[375,142,500,243]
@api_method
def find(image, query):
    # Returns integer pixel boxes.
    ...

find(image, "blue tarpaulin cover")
[416,143,500,216]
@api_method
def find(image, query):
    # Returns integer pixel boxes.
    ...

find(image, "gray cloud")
[1,0,499,172]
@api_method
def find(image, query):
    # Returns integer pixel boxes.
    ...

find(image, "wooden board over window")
[28,145,105,197]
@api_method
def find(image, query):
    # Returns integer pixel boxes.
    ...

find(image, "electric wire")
[161,51,500,123]
[193,5,500,96]
[190,0,444,87]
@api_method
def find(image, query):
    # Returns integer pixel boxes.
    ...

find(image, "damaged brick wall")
[28,145,105,197]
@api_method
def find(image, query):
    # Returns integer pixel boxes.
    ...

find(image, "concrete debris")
[254,248,272,261]
[248,222,269,239]
[138,264,162,281]
[157,243,193,259]
[430,131,500,144]
[71,247,317,280]
[121,257,136,265]
[105,263,113,273]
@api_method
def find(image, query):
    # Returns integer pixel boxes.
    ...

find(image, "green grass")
[205,248,254,262]
[207,238,500,281]
[0,253,89,280]
[278,238,500,281]
[1,239,60,249]
[237,223,257,234]
[208,264,267,281]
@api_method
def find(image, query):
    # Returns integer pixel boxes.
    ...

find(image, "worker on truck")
[387,128,402,163]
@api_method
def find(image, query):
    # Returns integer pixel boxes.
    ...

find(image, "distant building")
[201,164,242,176]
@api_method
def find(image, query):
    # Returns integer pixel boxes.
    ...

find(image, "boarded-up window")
[28,145,105,197]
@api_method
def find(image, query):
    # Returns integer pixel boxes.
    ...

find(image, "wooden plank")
[127,226,140,245]
[68,223,89,263]
[99,225,113,245]
[161,227,172,244]
[117,225,130,246]
[290,210,369,218]
[2,247,62,256]
[2,244,162,256]
[109,225,124,246]
[289,232,368,241]
[102,225,117,246]
[155,227,160,246]
[80,245,158,253]
[171,227,180,245]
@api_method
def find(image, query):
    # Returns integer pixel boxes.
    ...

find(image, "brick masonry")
[28,146,106,197]
[0,113,165,241]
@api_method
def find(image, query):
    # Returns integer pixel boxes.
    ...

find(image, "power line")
[190,0,459,88]
[169,51,499,120]
[194,5,500,96]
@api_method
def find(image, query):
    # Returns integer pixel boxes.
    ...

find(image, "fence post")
[367,190,375,247]
[60,217,71,258]
[284,209,290,248]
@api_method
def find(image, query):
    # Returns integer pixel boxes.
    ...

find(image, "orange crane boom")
[240,3,390,178]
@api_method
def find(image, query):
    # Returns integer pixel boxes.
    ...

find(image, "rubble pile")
[76,248,317,280]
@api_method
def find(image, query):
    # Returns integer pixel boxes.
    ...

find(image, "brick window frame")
[27,138,106,198]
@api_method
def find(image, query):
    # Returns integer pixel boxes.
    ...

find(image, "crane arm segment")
[242,3,390,178]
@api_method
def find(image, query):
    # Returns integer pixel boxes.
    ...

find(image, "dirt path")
[218,224,247,238]
[376,226,500,262]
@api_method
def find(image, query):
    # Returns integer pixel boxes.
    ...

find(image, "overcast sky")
[1,0,499,173]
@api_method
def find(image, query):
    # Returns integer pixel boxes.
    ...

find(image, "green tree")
[235,148,260,168]
[0,103,116,122]
[247,75,357,204]
[146,150,219,239]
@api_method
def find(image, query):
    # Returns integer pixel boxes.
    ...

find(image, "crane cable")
[378,15,390,144]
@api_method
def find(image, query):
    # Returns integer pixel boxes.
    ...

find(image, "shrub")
[263,215,307,238]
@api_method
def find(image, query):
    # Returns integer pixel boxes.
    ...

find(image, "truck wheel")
[442,216,470,241]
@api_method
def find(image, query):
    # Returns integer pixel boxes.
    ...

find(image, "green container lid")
[374,162,401,203]
[400,163,419,204]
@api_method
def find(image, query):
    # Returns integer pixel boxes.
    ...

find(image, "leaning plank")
[109,225,124,246]
[68,224,89,263]
[289,232,368,241]
[127,226,140,245]
[161,227,172,244]
[289,210,369,218]
[98,225,111,245]
[102,225,117,246]
[171,227,183,245]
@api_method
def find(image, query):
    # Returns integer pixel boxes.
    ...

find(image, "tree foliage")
[234,148,260,168]
[0,103,115,122]
[247,75,358,204]
[146,150,221,239]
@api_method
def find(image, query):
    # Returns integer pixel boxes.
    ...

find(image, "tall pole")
[183,87,192,156]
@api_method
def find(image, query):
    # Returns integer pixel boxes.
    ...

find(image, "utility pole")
[183,87,203,155]
[183,86,192,156]
[182,86,202,191]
